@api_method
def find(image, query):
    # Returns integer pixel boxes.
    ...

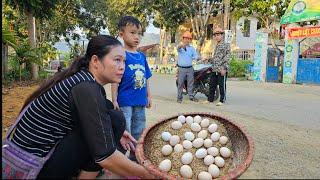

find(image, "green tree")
[178,0,223,51]
[7,0,61,80]
[231,0,290,48]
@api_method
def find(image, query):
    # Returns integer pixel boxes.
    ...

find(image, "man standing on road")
[207,27,230,106]
[176,31,200,103]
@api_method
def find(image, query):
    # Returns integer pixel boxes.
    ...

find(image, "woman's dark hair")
[21,35,122,112]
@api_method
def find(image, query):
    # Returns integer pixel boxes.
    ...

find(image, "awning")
[280,0,320,25]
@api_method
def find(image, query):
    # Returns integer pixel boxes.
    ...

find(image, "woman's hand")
[120,131,137,151]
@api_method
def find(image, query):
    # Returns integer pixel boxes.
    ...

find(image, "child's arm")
[111,83,120,110]
[146,80,152,108]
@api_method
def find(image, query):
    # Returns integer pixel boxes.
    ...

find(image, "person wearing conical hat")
[176,31,201,103]
[207,27,230,106]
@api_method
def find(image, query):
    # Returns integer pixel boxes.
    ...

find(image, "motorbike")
[176,64,220,101]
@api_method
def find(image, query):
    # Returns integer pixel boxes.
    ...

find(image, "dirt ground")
[2,82,39,137]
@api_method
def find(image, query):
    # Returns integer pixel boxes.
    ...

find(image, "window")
[207,24,214,39]
[243,19,251,37]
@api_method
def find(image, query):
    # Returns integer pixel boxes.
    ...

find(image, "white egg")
[178,115,186,123]
[207,147,219,156]
[195,148,207,159]
[161,144,173,156]
[219,136,228,145]
[204,155,215,166]
[186,116,194,125]
[171,121,182,130]
[159,159,171,172]
[214,156,225,167]
[174,144,184,153]
[183,140,193,149]
[191,123,201,132]
[181,152,193,165]
[220,147,231,158]
[184,131,195,141]
[208,164,220,178]
[197,130,208,139]
[203,139,213,148]
[169,135,180,146]
[192,138,204,148]
[161,132,172,142]
[211,132,220,142]
[194,115,202,123]
[198,171,212,180]
[208,123,218,133]
[180,165,193,178]
[200,118,210,128]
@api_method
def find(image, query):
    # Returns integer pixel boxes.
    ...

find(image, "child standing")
[111,16,152,143]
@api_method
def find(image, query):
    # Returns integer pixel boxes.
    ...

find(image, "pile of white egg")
[158,115,232,179]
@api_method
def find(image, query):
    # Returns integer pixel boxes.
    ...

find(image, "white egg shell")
[178,115,186,123]
[208,164,220,178]
[159,159,171,172]
[191,123,201,132]
[161,145,173,156]
[184,131,195,141]
[181,152,193,165]
[204,139,213,148]
[207,147,219,156]
[194,115,202,123]
[169,135,180,146]
[214,156,225,167]
[183,140,193,149]
[174,144,184,153]
[180,165,193,178]
[220,147,231,158]
[192,138,204,148]
[171,121,182,130]
[200,118,210,128]
[197,130,208,139]
[195,148,207,159]
[204,155,215,166]
[198,171,212,180]
[219,136,228,145]
[161,132,172,142]
[211,132,220,142]
[186,116,194,125]
[208,123,218,133]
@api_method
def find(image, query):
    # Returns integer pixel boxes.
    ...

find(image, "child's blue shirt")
[117,51,152,107]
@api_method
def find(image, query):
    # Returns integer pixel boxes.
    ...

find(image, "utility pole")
[223,0,230,30]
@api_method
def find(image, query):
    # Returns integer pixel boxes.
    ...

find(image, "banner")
[288,26,320,39]
[253,32,268,82]
[280,0,320,25]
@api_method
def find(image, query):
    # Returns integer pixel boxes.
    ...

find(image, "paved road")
[148,74,320,130]
[103,74,320,178]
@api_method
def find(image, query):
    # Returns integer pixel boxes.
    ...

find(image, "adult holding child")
[2,35,154,179]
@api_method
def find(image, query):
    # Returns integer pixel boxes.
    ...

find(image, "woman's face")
[95,45,126,84]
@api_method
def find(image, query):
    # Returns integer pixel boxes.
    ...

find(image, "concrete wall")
[236,17,258,50]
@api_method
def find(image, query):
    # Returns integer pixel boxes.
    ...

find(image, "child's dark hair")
[118,16,142,32]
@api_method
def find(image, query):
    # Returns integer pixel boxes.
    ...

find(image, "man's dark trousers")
[177,66,194,101]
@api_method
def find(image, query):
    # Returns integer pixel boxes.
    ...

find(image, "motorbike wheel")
[202,82,220,101]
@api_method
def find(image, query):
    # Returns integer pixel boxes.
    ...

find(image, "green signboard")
[280,0,320,25]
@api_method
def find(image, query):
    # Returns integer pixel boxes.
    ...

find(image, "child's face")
[120,24,143,48]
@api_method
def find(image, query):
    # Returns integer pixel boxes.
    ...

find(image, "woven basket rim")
[135,112,254,179]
